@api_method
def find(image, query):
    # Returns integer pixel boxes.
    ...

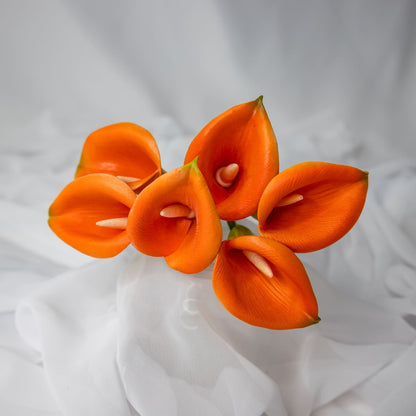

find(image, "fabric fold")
[13,246,416,416]
[15,255,132,416]
[116,254,285,416]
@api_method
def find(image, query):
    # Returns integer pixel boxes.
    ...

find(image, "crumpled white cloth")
[0,110,415,415]
[0,103,414,414]
[9,255,403,415]
[13,223,416,416]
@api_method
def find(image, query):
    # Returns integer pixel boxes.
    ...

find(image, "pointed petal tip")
[254,95,267,112]
[75,161,83,177]
[182,157,201,174]
[305,315,321,326]
[187,156,199,168]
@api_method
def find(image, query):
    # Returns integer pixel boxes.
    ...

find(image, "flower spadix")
[258,162,369,252]
[213,235,319,329]
[48,174,137,257]
[126,158,222,274]
[75,122,161,191]
[184,96,279,220]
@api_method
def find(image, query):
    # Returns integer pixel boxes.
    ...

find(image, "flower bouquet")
[49,96,368,330]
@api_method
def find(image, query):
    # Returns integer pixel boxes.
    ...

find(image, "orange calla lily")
[48,174,137,258]
[213,235,319,329]
[75,122,161,191]
[126,158,222,274]
[184,96,279,220]
[257,162,369,252]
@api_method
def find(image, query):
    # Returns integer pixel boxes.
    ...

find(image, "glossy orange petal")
[213,235,319,329]
[258,162,369,252]
[127,159,223,274]
[75,122,161,190]
[184,96,279,220]
[48,174,137,257]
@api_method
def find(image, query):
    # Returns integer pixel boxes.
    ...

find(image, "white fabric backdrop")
[1,1,416,415]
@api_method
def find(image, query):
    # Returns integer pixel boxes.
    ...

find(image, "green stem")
[227,222,254,240]
[227,221,236,231]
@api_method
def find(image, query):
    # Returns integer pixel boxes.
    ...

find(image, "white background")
[1,0,415,164]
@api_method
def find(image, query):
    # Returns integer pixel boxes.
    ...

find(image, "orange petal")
[127,159,223,274]
[213,235,319,329]
[48,174,137,257]
[258,162,369,252]
[75,122,161,191]
[184,96,279,220]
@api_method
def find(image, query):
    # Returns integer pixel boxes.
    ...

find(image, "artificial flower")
[184,96,279,220]
[48,173,137,257]
[75,122,161,191]
[47,97,371,332]
[127,158,222,274]
[213,234,319,329]
[257,162,369,252]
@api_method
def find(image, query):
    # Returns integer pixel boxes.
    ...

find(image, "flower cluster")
[49,97,368,330]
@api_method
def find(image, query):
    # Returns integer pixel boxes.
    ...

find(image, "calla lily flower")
[213,235,319,329]
[126,158,222,274]
[75,122,162,191]
[257,162,369,252]
[48,174,137,258]
[184,96,279,220]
